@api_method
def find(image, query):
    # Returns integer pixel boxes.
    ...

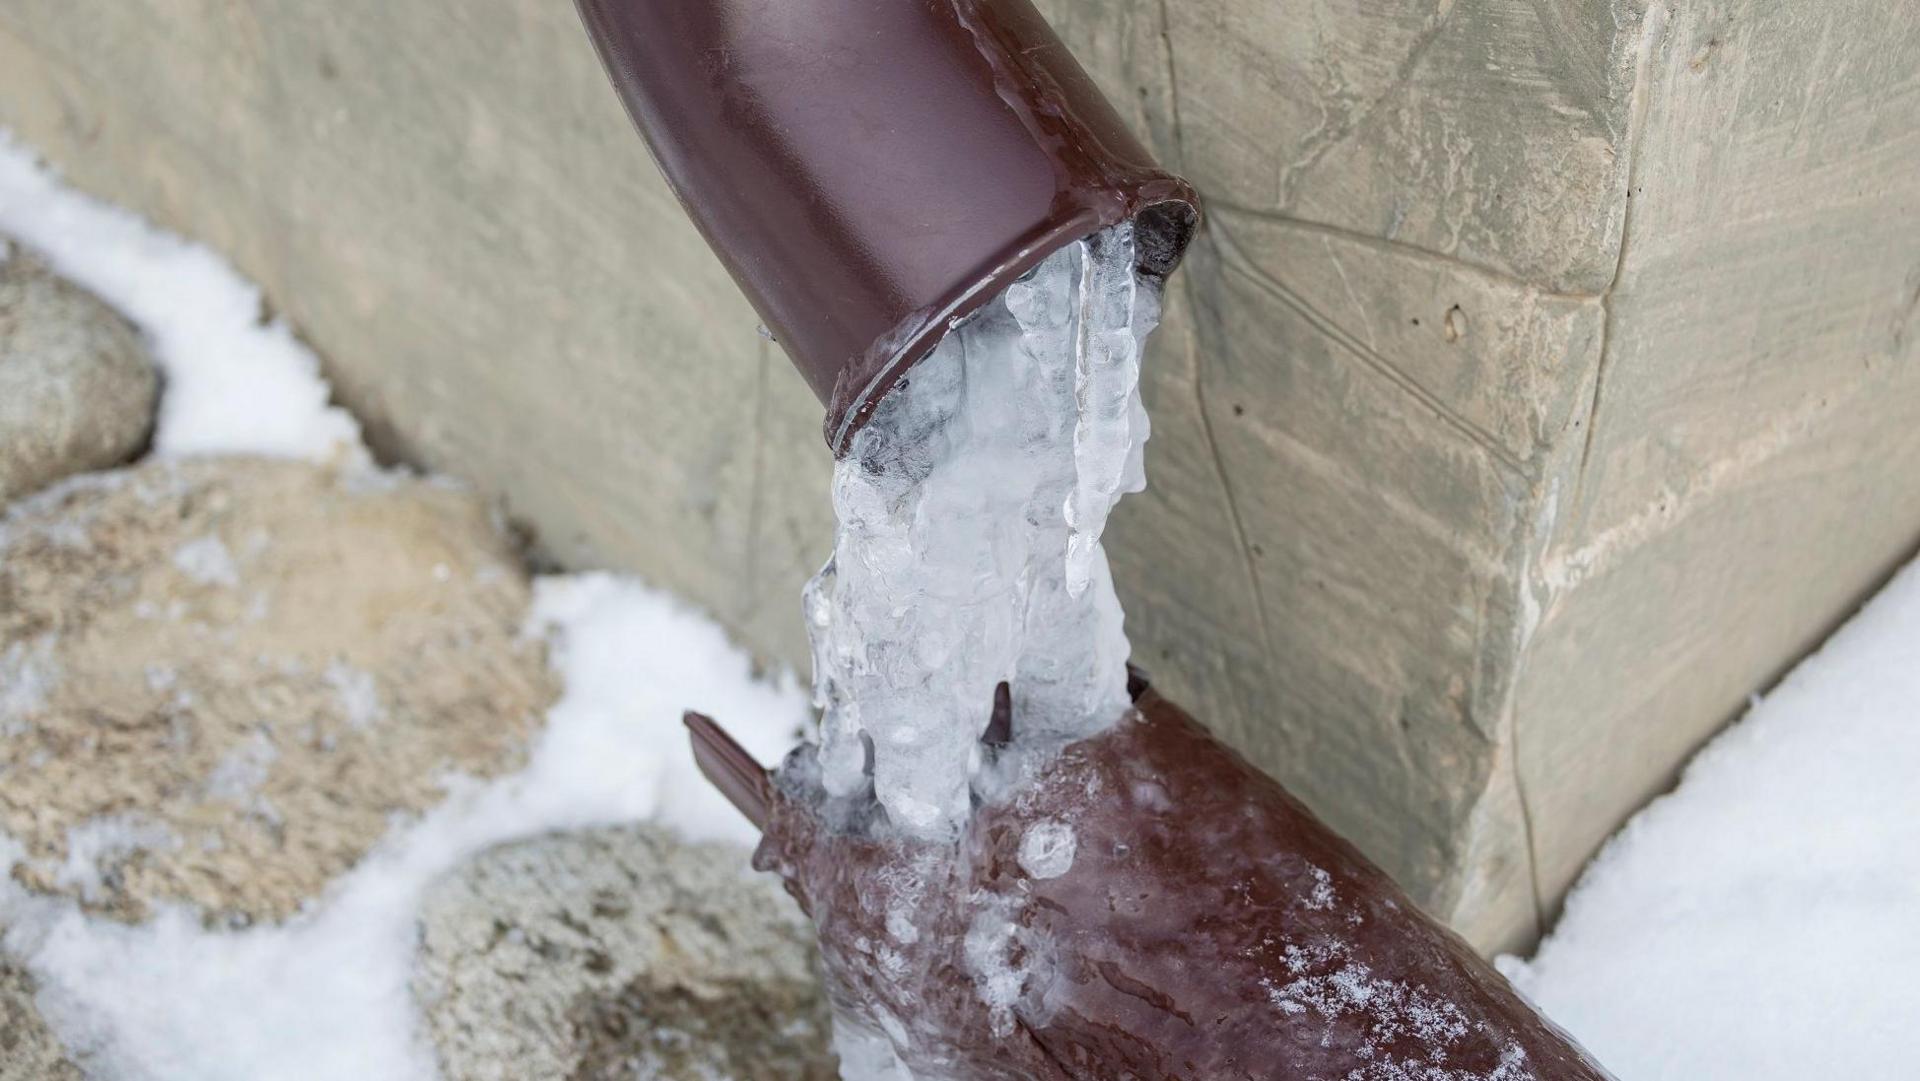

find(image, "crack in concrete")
[1526,0,1613,110]
[1570,4,1671,507]
[1893,265,1920,355]
[1502,483,1560,943]
[1319,235,1380,354]
[1155,0,1188,169]
[1275,0,1458,208]
[1207,198,1606,302]
[1156,0,1275,664]
[1510,1,1675,939]
[1208,223,1529,480]
[1180,247,1280,666]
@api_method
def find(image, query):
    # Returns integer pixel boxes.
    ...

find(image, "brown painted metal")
[685,711,774,833]
[575,0,1199,453]
[590,0,1607,1072]
[689,692,1614,1080]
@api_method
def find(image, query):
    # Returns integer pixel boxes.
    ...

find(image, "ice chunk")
[1017,820,1077,880]
[805,224,1162,836]
[1063,226,1155,598]
[830,1016,920,1081]
[962,895,1056,1040]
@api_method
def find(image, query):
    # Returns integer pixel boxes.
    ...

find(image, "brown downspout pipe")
[574,0,1198,452]
[576,2,1613,1078]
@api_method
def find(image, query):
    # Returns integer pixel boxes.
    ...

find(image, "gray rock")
[0,457,558,924]
[413,824,836,1081]
[0,249,159,505]
[0,956,82,1081]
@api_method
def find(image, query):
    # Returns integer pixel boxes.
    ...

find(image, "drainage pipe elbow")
[575,0,1199,452]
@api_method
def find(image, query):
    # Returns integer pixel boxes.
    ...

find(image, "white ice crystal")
[805,224,1160,836]
[1017,820,1078,880]
[49,815,183,907]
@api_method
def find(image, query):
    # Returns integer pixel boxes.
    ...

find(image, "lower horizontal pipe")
[693,687,1614,1079]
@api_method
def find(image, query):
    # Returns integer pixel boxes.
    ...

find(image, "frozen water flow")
[804,224,1160,837]
[1016,820,1077,880]
[1064,226,1155,598]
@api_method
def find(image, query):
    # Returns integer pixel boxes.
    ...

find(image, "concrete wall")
[3,0,1915,954]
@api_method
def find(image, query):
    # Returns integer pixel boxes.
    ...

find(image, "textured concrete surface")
[0,248,158,504]
[412,825,833,1081]
[2,0,1913,953]
[0,458,555,924]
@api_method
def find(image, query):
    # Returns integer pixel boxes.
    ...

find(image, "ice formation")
[804,223,1160,836]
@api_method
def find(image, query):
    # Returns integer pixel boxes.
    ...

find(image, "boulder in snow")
[0,248,159,505]
[0,457,557,924]
[412,824,836,1081]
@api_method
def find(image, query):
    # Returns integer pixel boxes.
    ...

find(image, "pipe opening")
[1133,199,1200,279]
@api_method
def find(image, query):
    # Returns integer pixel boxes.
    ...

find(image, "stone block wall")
[3,0,1914,952]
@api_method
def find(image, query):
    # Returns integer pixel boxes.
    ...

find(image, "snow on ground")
[1501,557,1920,1081]
[2,580,807,1081]
[0,130,809,1080]
[0,130,362,462]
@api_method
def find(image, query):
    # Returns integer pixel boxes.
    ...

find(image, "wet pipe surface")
[695,688,1614,1080]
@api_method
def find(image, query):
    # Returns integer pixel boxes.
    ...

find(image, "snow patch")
[0,129,364,462]
[324,663,385,730]
[0,573,809,1081]
[1502,556,1920,1081]
[203,732,278,806]
[48,815,183,907]
[0,632,60,730]
[172,534,241,588]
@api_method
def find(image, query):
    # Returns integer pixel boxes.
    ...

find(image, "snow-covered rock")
[412,824,834,1081]
[0,457,557,924]
[0,956,81,1080]
[0,248,159,505]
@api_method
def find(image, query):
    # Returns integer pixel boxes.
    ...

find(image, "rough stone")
[0,955,82,1081]
[0,247,160,505]
[2,0,1915,954]
[0,457,558,924]
[412,824,835,1081]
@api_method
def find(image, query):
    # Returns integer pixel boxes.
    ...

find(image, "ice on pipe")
[804,224,1159,837]
[1017,819,1077,880]
[1064,226,1155,598]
